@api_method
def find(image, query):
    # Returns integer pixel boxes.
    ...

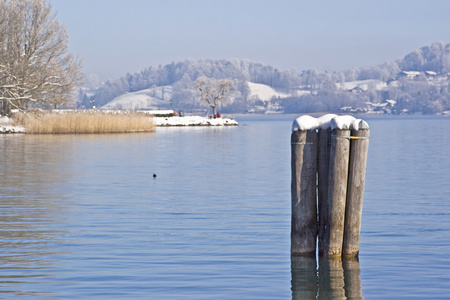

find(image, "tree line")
[83,41,450,114]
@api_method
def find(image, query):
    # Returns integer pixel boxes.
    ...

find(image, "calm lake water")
[0,115,449,299]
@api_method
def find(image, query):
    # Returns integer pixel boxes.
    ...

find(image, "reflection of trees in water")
[291,256,363,300]
[0,135,74,296]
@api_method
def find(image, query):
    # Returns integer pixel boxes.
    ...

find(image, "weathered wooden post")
[343,123,370,258]
[317,114,336,256]
[323,117,352,258]
[318,127,331,256]
[291,116,319,256]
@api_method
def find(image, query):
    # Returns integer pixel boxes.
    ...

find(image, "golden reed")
[14,110,156,134]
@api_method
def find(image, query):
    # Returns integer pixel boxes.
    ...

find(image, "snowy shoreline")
[0,116,25,133]
[153,116,238,127]
[0,115,238,134]
[0,125,25,133]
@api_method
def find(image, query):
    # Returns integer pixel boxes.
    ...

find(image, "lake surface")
[0,115,449,299]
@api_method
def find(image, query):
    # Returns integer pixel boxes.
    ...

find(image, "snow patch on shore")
[0,116,25,133]
[153,116,238,126]
[0,125,25,133]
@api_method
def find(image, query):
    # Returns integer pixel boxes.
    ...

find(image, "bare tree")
[194,76,234,117]
[0,0,83,115]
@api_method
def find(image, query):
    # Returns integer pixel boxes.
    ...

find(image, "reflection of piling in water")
[291,255,364,300]
[291,115,369,259]
[291,256,318,300]
[343,257,364,300]
[318,258,346,300]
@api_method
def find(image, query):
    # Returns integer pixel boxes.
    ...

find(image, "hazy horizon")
[49,0,450,80]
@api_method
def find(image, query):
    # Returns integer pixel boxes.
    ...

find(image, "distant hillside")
[80,41,450,114]
[81,59,298,108]
[102,86,173,110]
[102,81,293,111]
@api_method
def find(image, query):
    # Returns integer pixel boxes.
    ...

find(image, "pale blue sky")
[48,0,450,80]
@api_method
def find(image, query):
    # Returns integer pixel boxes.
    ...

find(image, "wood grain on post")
[324,129,350,258]
[318,128,332,256]
[291,129,318,256]
[343,128,370,258]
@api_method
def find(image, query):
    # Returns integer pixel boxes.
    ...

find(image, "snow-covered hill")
[101,81,293,111]
[102,86,173,110]
[247,82,290,101]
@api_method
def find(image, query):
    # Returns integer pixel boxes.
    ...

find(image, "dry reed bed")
[14,110,155,134]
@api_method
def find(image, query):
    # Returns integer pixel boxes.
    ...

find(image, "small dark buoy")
[153,173,157,178]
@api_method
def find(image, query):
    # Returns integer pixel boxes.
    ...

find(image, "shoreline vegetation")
[11,110,156,134]
[0,109,238,134]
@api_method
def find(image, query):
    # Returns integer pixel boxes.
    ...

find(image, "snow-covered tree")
[194,76,234,116]
[0,0,83,115]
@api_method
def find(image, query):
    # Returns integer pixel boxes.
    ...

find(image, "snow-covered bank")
[153,116,238,126]
[0,116,25,133]
[0,125,25,133]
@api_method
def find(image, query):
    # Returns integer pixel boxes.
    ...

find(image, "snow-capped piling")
[291,114,369,259]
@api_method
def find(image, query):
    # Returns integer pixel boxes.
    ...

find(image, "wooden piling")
[324,129,351,258]
[291,115,369,260]
[343,128,370,258]
[318,128,332,256]
[291,129,318,256]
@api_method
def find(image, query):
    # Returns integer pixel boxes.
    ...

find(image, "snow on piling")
[291,114,370,259]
